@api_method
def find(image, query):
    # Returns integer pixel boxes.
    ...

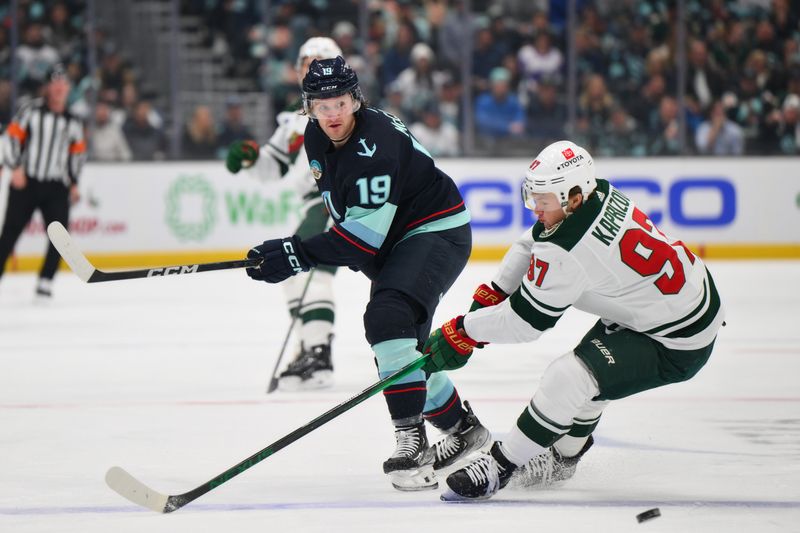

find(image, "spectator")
[475,67,525,139]
[526,74,566,142]
[380,81,410,123]
[686,40,726,111]
[0,80,11,126]
[597,106,646,157]
[648,96,681,155]
[438,0,473,71]
[91,102,132,162]
[695,100,745,155]
[628,74,667,128]
[777,94,800,154]
[576,74,615,152]
[472,28,507,94]
[392,42,449,120]
[409,103,460,157]
[44,2,78,60]
[517,29,563,93]
[733,69,778,153]
[0,27,10,80]
[381,22,416,88]
[216,97,255,157]
[438,77,462,128]
[182,105,217,160]
[123,100,166,160]
[15,23,61,93]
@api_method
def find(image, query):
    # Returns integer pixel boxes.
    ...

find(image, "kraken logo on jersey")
[356,138,376,157]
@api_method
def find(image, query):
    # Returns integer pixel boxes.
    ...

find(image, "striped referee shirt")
[5,98,86,185]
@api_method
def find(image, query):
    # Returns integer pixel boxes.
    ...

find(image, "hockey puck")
[636,508,661,523]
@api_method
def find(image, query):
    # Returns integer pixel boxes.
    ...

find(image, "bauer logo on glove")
[422,316,482,374]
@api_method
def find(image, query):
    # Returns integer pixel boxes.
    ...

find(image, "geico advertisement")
[4,158,799,258]
[438,158,800,245]
[6,162,303,255]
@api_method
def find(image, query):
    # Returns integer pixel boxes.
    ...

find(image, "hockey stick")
[47,222,260,282]
[105,355,428,513]
[266,270,315,394]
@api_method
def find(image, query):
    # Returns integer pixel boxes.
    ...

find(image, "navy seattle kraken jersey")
[301,107,470,272]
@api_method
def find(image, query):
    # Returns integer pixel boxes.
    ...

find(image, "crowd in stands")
[2,0,799,160]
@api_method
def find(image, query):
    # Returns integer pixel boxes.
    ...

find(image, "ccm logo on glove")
[246,235,315,284]
[282,240,304,273]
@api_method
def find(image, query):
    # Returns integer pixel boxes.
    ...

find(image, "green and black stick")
[105,356,428,513]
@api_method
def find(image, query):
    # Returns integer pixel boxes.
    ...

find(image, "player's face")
[312,95,358,143]
[527,192,566,229]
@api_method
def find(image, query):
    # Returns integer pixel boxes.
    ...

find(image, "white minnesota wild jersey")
[243,106,319,203]
[464,179,724,351]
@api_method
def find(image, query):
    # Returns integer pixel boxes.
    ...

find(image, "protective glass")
[523,190,564,212]
[307,94,360,120]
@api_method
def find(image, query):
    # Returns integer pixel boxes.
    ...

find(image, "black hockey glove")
[246,235,315,284]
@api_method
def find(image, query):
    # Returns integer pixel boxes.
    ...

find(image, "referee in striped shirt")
[0,64,86,298]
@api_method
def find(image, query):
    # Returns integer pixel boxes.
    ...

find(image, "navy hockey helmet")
[302,56,364,117]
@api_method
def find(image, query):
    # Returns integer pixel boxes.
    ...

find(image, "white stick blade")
[46,222,95,282]
[105,466,169,513]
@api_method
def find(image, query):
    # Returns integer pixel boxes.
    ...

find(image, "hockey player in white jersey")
[225,37,343,390]
[421,140,725,501]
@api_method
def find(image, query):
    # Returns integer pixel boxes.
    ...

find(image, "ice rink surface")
[1,259,798,533]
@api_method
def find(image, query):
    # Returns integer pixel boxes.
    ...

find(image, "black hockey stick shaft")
[86,257,260,282]
[47,221,260,282]
[266,271,315,393]
[109,355,428,513]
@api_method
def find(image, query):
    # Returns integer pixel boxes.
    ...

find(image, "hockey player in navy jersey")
[244,56,488,490]
[420,140,725,501]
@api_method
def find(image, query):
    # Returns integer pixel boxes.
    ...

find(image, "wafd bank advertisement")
[3,158,799,271]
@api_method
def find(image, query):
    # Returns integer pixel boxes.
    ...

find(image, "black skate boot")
[441,441,516,501]
[383,423,437,491]
[510,435,594,488]
[428,401,491,472]
[278,342,333,391]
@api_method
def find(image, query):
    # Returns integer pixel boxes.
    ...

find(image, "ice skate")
[441,441,515,501]
[509,435,594,488]
[33,279,53,304]
[383,423,437,491]
[278,342,333,391]
[428,401,491,473]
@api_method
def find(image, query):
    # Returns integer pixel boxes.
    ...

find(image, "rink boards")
[2,157,799,272]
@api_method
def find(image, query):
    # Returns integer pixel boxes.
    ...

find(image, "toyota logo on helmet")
[522,140,597,214]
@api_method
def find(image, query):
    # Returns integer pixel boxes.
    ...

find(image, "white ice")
[1,260,798,533]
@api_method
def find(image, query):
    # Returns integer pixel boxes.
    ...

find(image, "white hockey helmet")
[296,37,343,71]
[522,140,596,214]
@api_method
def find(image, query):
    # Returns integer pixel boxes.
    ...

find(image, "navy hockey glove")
[422,316,481,373]
[470,283,508,312]
[246,235,315,284]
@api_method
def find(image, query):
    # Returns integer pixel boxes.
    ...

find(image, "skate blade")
[278,371,334,392]
[388,465,438,492]
[440,486,492,502]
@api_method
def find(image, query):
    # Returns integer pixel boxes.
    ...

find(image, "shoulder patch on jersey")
[532,179,609,251]
[309,159,323,180]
